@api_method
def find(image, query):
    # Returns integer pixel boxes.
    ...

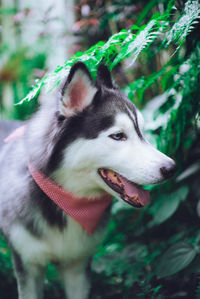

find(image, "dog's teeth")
[107,170,113,176]
[132,195,139,202]
[112,176,119,183]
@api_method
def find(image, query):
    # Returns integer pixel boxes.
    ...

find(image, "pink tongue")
[119,176,150,206]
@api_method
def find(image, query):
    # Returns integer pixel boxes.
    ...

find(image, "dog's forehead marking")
[135,109,145,129]
[113,112,143,140]
[105,91,144,139]
[124,103,143,139]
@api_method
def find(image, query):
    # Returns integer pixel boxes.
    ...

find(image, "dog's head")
[41,62,176,207]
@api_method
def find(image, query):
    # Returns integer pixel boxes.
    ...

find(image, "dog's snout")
[160,160,177,179]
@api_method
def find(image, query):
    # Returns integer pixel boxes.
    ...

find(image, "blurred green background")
[0,0,200,298]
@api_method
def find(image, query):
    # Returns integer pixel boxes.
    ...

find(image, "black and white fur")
[0,63,176,299]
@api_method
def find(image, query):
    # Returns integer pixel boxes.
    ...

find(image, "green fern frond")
[111,19,160,68]
[18,20,162,105]
[19,0,200,106]
[164,0,200,48]
[141,43,200,155]
[158,50,200,153]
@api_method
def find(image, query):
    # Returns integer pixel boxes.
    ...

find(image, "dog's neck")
[51,167,106,199]
[28,163,112,234]
[5,126,113,234]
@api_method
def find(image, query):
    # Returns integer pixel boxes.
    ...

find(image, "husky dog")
[0,62,176,299]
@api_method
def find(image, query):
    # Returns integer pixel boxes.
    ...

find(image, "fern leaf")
[111,20,159,68]
[18,0,198,105]
[164,0,200,48]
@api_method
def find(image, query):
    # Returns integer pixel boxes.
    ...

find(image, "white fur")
[10,215,105,267]
[1,68,176,299]
[60,262,90,299]
[10,213,104,299]
[51,112,174,201]
[7,106,175,299]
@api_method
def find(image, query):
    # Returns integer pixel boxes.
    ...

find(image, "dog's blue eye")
[109,132,127,141]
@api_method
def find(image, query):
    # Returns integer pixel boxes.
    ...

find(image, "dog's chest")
[10,216,105,266]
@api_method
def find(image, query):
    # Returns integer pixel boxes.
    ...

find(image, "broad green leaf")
[150,186,189,224]
[156,242,197,278]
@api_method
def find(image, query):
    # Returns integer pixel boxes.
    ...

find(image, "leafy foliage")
[155,241,197,278]
[149,186,189,225]
[19,0,200,105]
[164,0,200,48]
[0,0,200,298]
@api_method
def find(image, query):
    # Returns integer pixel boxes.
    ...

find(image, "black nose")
[160,161,177,179]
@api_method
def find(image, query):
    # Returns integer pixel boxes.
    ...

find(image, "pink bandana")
[28,163,112,234]
[5,126,112,234]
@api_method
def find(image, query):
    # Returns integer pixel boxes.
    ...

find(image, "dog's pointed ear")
[60,62,97,117]
[96,64,113,88]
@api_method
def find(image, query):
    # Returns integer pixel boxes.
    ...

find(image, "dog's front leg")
[59,260,90,299]
[12,250,45,299]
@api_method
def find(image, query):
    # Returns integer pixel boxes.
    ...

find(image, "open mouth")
[98,169,150,208]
